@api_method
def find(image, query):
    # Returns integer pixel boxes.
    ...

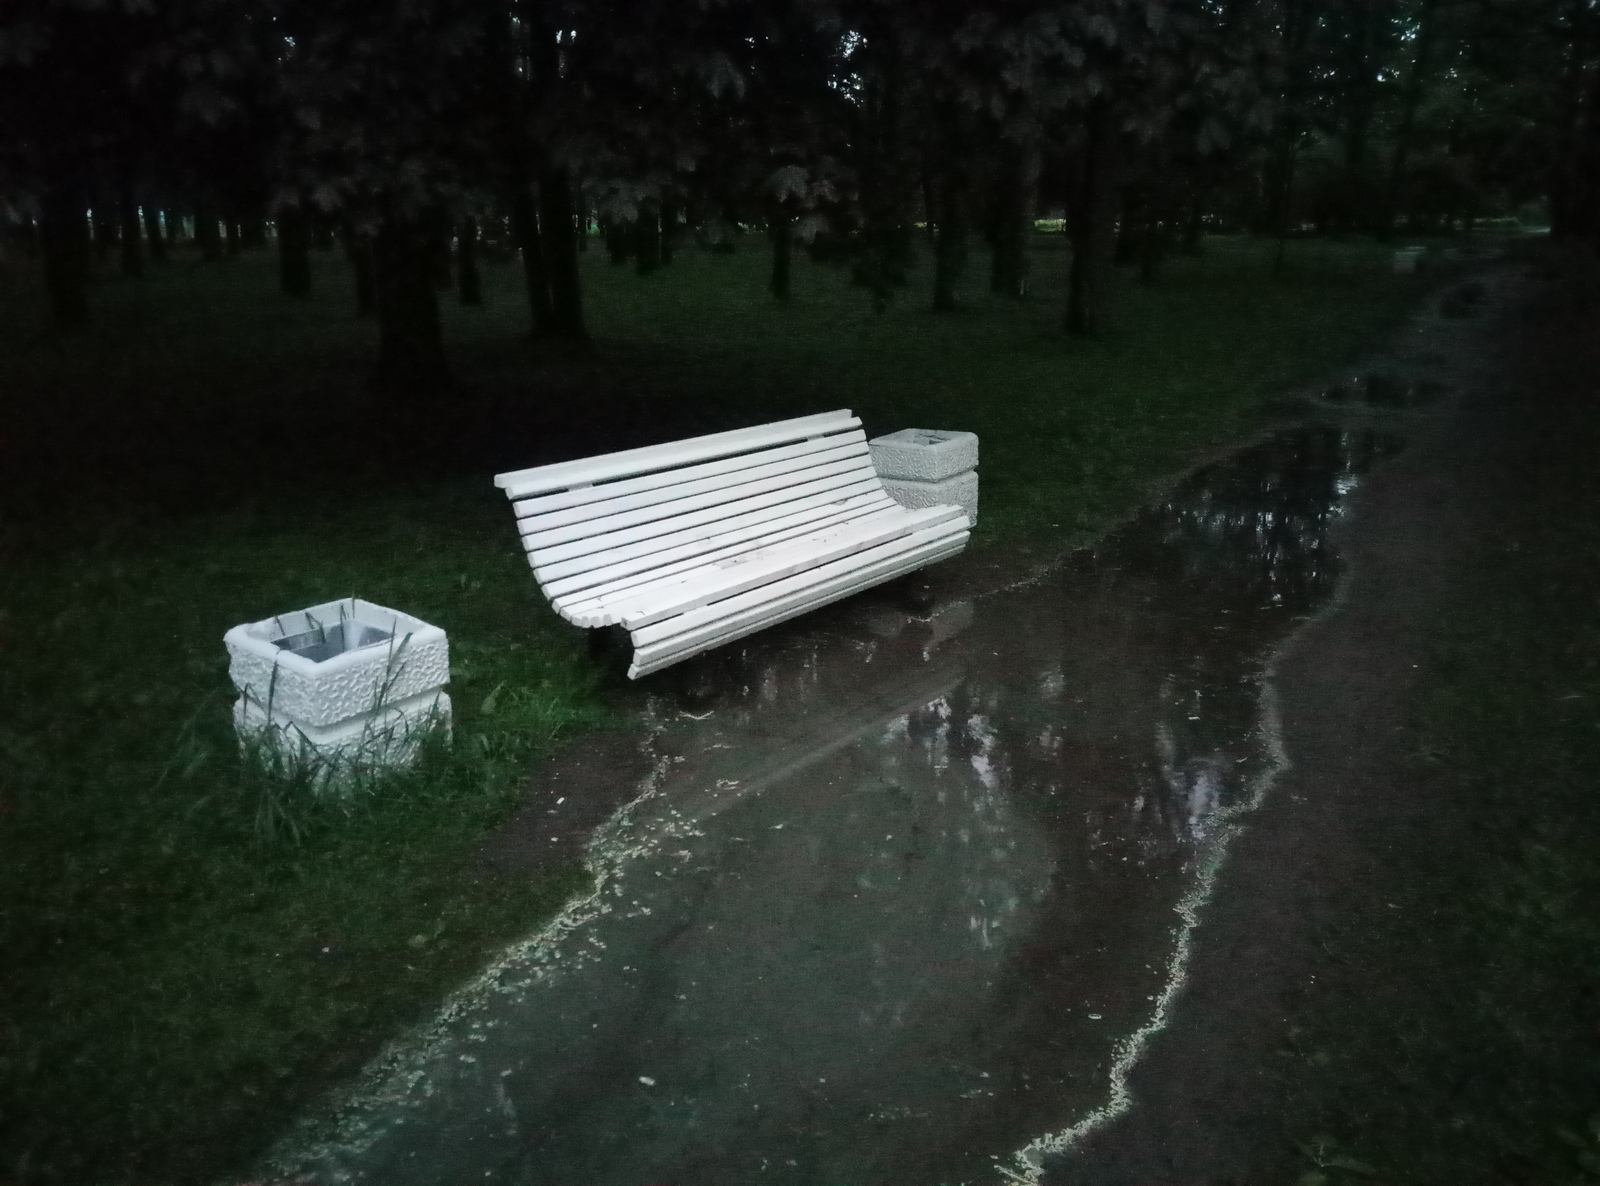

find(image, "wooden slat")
[519,453,876,551]
[494,410,859,499]
[529,473,884,575]
[552,493,895,623]
[541,490,892,602]
[610,505,959,630]
[627,530,969,678]
[512,432,866,520]
[630,515,971,649]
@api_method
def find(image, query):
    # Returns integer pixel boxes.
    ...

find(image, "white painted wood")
[511,432,866,520]
[610,505,962,630]
[518,453,877,551]
[530,475,885,579]
[553,493,895,624]
[494,410,860,498]
[628,532,969,678]
[542,490,894,603]
[495,409,973,678]
[629,515,968,648]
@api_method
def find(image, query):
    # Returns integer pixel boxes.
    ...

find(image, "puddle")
[264,424,1404,1186]
[1320,372,1448,409]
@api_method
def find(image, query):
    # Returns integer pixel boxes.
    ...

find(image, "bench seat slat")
[608,505,960,630]
[512,432,867,520]
[628,526,970,678]
[494,410,861,499]
[529,472,883,574]
[552,493,895,622]
[542,490,893,602]
[519,452,876,552]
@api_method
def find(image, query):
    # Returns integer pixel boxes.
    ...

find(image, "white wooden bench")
[493,410,971,679]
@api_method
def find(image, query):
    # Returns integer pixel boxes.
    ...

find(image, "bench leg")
[898,570,938,615]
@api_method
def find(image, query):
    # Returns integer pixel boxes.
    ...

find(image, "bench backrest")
[494,410,891,611]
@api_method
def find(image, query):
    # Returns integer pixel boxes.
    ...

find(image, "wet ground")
[263,405,1423,1184]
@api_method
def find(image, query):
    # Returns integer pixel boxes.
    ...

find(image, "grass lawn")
[1,230,1426,1183]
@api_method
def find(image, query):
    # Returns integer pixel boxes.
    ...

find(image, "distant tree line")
[0,0,1594,388]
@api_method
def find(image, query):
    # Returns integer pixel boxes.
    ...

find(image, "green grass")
[1279,257,1600,1185]
[1,230,1427,1184]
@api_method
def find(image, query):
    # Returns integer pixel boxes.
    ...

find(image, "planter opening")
[273,622,394,664]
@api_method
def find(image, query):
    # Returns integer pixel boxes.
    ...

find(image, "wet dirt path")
[260,266,1520,1186]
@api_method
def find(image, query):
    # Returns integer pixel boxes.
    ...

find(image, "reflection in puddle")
[264,426,1403,1186]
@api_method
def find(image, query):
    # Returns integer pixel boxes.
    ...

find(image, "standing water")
[264,425,1403,1186]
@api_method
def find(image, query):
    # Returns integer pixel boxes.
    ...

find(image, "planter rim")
[224,597,446,678]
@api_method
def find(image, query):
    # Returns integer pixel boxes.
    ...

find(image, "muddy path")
[255,261,1526,1186]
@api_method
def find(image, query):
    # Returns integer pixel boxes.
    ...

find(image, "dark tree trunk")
[920,168,939,244]
[1182,188,1205,254]
[769,214,792,301]
[312,217,335,251]
[1067,99,1119,336]
[277,207,312,296]
[1381,0,1440,240]
[142,205,167,262]
[92,201,117,263]
[575,199,588,252]
[660,199,679,265]
[603,218,631,263]
[343,227,376,316]
[41,171,91,329]
[371,217,448,395]
[635,207,661,275]
[538,163,587,338]
[932,170,968,313]
[989,141,1037,297]
[225,217,241,256]
[195,202,223,261]
[457,216,482,306]
[509,178,555,334]
[241,217,266,248]
[117,175,143,277]
[428,218,453,291]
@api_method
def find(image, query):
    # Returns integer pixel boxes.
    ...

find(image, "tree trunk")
[989,140,1037,297]
[1067,99,1119,335]
[41,172,91,329]
[660,199,679,265]
[603,218,631,263]
[509,177,554,334]
[1181,188,1205,254]
[241,217,266,248]
[225,217,241,256]
[117,175,143,277]
[932,170,967,313]
[278,207,312,296]
[538,163,587,338]
[343,227,376,316]
[312,217,335,251]
[769,214,792,301]
[195,202,223,261]
[1380,0,1440,240]
[457,216,482,306]
[92,202,117,263]
[142,205,167,262]
[635,207,661,275]
[371,217,448,395]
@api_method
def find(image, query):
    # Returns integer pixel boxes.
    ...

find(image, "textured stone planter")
[224,598,450,772]
[868,428,979,526]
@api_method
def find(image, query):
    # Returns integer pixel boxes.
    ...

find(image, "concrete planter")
[224,598,451,774]
[869,428,979,526]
